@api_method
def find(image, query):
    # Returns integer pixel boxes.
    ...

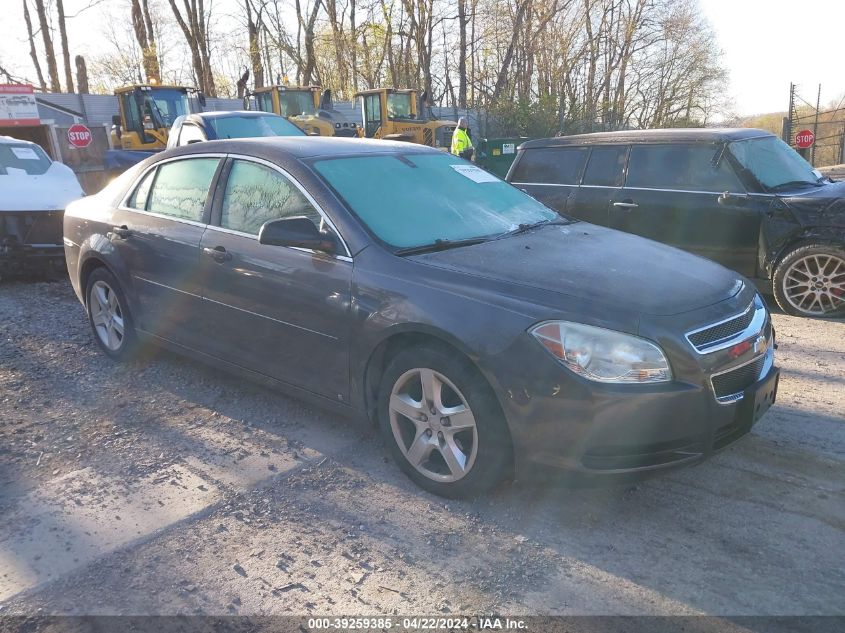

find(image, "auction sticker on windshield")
[451,164,499,183]
[11,147,40,160]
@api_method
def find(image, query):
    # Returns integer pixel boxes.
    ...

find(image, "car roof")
[0,135,39,146]
[161,136,441,161]
[520,127,774,150]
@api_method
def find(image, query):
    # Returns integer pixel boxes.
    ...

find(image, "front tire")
[773,243,845,317]
[378,345,512,498]
[85,267,138,360]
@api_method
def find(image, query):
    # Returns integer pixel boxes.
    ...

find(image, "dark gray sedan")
[63,138,779,498]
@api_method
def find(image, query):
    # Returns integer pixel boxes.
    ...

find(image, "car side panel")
[197,228,354,402]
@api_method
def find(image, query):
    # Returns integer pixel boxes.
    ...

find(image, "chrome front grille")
[686,296,765,354]
[710,354,767,403]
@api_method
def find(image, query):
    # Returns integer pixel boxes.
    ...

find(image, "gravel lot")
[0,278,843,620]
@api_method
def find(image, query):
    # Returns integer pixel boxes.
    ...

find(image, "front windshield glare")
[729,136,818,190]
[313,153,557,249]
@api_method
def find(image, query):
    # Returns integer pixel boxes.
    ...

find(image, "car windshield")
[312,153,558,249]
[0,143,51,175]
[387,93,413,118]
[728,136,819,190]
[207,115,305,138]
[278,91,316,117]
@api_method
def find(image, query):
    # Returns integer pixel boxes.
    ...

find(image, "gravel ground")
[0,278,843,620]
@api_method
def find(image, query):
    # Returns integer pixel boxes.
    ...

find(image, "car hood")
[0,162,85,211]
[409,223,744,317]
[780,180,845,228]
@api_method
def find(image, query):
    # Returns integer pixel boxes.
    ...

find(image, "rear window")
[207,115,304,139]
[0,143,51,175]
[582,146,627,187]
[510,147,587,185]
[626,143,743,192]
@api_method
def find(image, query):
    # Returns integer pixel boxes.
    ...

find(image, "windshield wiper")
[769,180,821,191]
[497,218,571,239]
[394,237,491,256]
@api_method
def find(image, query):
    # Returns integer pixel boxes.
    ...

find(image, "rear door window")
[626,144,743,192]
[582,146,627,187]
[509,147,588,185]
[146,158,220,221]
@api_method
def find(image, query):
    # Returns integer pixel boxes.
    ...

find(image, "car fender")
[75,234,140,317]
[765,226,845,277]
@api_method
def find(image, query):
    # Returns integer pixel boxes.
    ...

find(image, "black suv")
[507,128,845,318]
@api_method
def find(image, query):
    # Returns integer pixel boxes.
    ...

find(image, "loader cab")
[252,85,360,137]
[111,85,194,150]
[356,88,455,148]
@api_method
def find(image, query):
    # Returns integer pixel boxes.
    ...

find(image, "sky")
[1,0,843,117]
[699,0,845,115]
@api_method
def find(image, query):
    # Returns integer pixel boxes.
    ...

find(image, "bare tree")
[75,55,90,93]
[167,0,217,95]
[22,0,47,91]
[56,0,74,91]
[33,0,61,91]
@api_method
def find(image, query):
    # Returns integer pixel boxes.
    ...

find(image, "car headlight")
[530,321,672,384]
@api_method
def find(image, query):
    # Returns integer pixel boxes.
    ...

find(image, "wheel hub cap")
[90,280,125,351]
[783,254,845,315]
[388,367,479,483]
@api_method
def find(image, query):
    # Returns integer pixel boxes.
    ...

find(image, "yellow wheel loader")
[110,84,203,151]
[250,85,360,137]
[355,88,456,149]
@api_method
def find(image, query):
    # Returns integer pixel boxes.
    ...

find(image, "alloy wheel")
[90,280,126,351]
[388,367,479,483]
[782,254,845,316]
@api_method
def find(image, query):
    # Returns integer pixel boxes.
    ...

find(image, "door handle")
[111,225,132,239]
[203,246,232,262]
[613,201,639,209]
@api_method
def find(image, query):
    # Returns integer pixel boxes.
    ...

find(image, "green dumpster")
[475,137,531,178]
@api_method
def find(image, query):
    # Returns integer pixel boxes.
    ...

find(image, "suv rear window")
[510,147,587,185]
[582,146,627,187]
[626,143,743,192]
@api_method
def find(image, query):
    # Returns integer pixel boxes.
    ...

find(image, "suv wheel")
[378,345,511,499]
[773,243,845,317]
[86,267,138,360]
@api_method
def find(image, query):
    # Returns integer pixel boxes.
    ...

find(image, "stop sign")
[795,129,815,149]
[67,123,92,148]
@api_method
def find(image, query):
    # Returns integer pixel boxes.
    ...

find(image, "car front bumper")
[491,334,778,484]
[0,210,65,272]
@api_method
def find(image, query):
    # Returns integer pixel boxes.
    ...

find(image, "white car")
[1,135,84,276]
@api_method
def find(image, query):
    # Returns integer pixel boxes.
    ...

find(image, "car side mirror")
[198,92,207,108]
[258,217,336,254]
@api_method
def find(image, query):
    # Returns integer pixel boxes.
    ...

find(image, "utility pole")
[784,83,795,144]
[811,83,821,166]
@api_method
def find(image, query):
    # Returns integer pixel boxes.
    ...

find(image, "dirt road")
[0,280,842,619]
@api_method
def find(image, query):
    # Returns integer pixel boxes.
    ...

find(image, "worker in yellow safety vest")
[451,117,474,160]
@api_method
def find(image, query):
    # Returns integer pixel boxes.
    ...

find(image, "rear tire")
[378,344,512,498]
[773,243,845,317]
[85,267,138,360]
